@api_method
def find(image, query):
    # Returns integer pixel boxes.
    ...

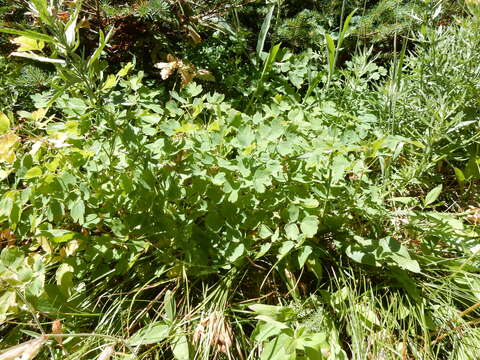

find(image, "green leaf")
[297,246,312,268]
[127,322,169,345]
[260,334,295,360]
[300,216,319,238]
[64,8,79,47]
[277,241,295,259]
[185,82,202,97]
[237,126,255,147]
[67,98,88,114]
[40,229,78,243]
[24,166,43,179]
[338,10,356,49]
[251,321,283,343]
[324,33,335,77]
[0,290,16,325]
[10,52,65,64]
[331,155,350,183]
[0,132,19,163]
[30,0,54,26]
[391,269,420,300]
[10,36,44,52]
[70,199,85,224]
[249,304,285,318]
[392,256,421,273]
[225,242,245,262]
[285,223,300,240]
[377,237,420,273]
[56,263,74,297]
[172,334,190,360]
[465,155,480,179]
[287,109,304,122]
[87,28,114,69]
[454,167,466,184]
[0,248,24,269]
[256,4,275,56]
[117,62,133,77]
[306,256,323,281]
[102,74,117,90]
[287,205,299,222]
[0,27,54,43]
[424,184,442,206]
[259,224,273,239]
[164,290,176,322]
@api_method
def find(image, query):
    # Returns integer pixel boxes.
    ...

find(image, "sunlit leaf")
[424,184,442,206]
[0,112,10,134]
[102,74,117,90]
[10,52,65,64]
[24,167,43,179]
[0,133,19,163]
[10,36,44,52]
[127,322,169,345]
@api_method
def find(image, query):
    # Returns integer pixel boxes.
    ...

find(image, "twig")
[431,319,480,345]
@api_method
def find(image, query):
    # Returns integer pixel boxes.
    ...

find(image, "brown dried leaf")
[186,25,202,44]
[0,229,16,248]
[52,319,63,344]
[179,63,196,88]
[78,17,90,29]
[466,206,480,224]
[154,55,180,80]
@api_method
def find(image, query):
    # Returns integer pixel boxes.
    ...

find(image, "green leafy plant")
[1,1,480,359]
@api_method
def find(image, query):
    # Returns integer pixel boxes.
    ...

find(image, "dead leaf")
[0,229,16,248]
[185,25,202,44]
[179,63,196,88]
[52,320,63,345]
[466,206,480,224]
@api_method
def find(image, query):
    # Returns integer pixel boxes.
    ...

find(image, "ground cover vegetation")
[1,0,480,359]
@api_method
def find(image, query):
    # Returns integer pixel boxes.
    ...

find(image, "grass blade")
[256,4,275,57]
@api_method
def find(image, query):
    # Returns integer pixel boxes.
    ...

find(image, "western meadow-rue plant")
[1,0,480,359]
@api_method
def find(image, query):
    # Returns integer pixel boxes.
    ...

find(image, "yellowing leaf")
[32,108,46,121]
[24,166,43,179]
[0,133,19,163]
[243,143,256,155]
[117,62,133,77]
[46,156,61,172]
[10,36,44,52]
[102,74,117,90]
[191,104,204,119]
[0,169,11,180]
[208,121,220,132]
[175,123,198,133]
[0,112,10,134]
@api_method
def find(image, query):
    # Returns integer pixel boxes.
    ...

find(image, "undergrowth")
[1,0,480,359]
